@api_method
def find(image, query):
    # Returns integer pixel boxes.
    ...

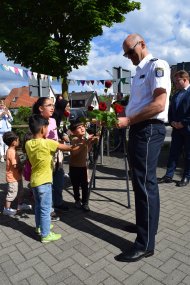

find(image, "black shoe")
[75,200,82,209]
[157,175,173,183]
[114,248,154,262]
[122,224,137,233]
[82,204,90,212]
[176,177,190,187]
[51,211,60,221]
[54,203,69,212]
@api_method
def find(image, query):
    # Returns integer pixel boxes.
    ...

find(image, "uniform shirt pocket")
[132,76,147,101]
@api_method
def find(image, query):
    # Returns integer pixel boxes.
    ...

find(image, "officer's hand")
[117,117,130,128]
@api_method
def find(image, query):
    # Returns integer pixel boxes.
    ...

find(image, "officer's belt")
[133,119,164,128]
[143,119,164,124]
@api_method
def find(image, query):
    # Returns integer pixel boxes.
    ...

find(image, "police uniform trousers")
[128,120,166,251]
[166,129,190,179]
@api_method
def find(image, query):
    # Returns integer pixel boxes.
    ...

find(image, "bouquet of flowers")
[86,100,125,129]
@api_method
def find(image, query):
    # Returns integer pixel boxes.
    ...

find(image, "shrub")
[12,107,31,143]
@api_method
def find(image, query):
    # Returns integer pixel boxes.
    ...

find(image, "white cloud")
[0,80,28,97]
[0,83,11,95]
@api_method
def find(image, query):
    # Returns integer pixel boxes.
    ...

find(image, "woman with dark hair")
[52,99,71,142]
[55,94,63,109]
[32,97,70,221]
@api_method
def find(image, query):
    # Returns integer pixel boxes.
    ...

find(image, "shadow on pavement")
[95,164,127,178]
[90,190,131,209]
[60,200,134,252]
[0,213,39,241]
[0,182,37,241]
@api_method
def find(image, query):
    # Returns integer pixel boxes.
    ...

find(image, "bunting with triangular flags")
[0,62,130,86]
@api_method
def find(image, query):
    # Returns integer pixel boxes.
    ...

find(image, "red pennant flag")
[14,67,19,74]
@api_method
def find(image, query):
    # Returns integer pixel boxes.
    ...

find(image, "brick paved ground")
[0,145,190,285]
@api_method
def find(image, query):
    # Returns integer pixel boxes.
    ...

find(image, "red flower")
[99,102,107,111]
[88,106,94,111]
[63,110,70,117]
[113,103,124,114]
[105,80,112,89]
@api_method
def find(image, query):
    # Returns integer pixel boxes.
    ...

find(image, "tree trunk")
[61,77,69,100]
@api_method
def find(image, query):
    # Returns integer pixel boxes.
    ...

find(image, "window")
[72,100,85,108]
[12,97,18,102]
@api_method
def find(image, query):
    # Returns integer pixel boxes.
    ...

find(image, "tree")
[12,107,31,141]
[0,0,140,98]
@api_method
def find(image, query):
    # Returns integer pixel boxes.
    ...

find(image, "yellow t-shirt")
[25,138,59,187]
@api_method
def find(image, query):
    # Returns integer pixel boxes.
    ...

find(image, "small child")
[25,114,80,243]
[3,131,32,216]
[69,121,98,211]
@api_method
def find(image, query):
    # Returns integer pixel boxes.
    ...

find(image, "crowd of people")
[1,32,189,262]
[1,96,98,243]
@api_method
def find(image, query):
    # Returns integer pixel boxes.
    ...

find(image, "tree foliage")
[0,0,140,94]
[12,107,31,142]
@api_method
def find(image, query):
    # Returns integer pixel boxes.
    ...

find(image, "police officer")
[115,33,171,262]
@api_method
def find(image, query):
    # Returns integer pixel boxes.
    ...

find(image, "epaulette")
[150,58,158,61]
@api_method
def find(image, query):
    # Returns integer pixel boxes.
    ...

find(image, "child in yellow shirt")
[26,114,79,243]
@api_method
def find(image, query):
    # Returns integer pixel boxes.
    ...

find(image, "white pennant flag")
[9,66,15,74]
[18,68,23,77]
[33,72,38,80]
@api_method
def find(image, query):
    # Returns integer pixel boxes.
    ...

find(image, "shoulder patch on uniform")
[150,58,158,61]
[155,67,164,77]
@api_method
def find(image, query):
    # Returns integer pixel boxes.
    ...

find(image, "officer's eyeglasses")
[123,41,141,58]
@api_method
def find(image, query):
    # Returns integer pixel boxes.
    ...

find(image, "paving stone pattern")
[0,148,190,285]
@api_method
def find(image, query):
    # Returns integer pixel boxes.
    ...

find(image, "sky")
[1,0,190,97]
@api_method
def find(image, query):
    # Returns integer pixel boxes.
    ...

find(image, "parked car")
[69,108,87,122]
